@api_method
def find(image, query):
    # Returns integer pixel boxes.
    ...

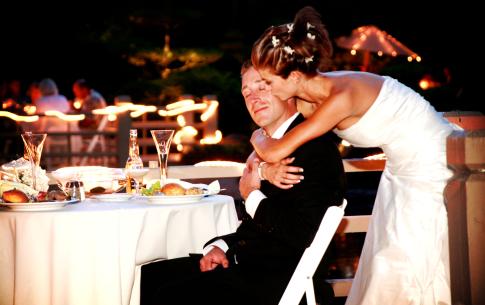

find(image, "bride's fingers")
[275,182,294,189]
[282,173,303,182]
[280,157,295,165]
[283,166,304,174]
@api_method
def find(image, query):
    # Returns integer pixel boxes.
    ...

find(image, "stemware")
[124,168,149,195]
[150,130,174,186]
[21,132,47,191]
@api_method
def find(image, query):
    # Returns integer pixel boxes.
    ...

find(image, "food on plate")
[185,187,204,195]
[1,157,49,192]
[161,183,186,196]
[2,189,29,203]
[141,181,161,196]
[141,180,206,197]
[46,190,69,201]
[1,172,70,203]
[89,186,106,194]
[0,180,39,198]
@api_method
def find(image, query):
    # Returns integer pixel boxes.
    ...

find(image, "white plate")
[0,199,79,211]
[91,193,134,202]
[145,193,207,205]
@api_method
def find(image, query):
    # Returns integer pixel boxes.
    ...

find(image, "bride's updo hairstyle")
[251,6,333,78]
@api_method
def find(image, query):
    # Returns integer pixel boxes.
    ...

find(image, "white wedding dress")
[334,76,454,305]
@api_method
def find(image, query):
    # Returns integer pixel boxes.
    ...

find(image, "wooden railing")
[444,113,485,305]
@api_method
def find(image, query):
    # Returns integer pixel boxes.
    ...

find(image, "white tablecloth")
[0,195,238,305]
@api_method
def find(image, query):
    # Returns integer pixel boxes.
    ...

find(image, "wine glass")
[124,168,149,195]
[21,132,47,191]
[150,130,174,186]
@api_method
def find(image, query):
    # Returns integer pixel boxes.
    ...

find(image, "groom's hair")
[240,60,253,76]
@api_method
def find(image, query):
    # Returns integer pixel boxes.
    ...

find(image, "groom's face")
[241,67,287,129]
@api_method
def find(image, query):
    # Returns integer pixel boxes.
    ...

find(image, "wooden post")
[445,128,485,305]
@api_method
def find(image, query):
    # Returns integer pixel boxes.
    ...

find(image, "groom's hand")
[199,246,229,272]
[239,158,261,200]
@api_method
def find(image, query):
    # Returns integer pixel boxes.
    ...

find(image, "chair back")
[278,200,347,305]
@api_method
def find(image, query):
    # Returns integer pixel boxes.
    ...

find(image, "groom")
[141,62,346,305]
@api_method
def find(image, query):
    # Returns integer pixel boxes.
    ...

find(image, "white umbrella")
[336,25,420,71]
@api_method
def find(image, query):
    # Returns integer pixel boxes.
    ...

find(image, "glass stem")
[30,154,36,191]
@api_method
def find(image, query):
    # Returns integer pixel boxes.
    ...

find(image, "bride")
[250,6,454,305]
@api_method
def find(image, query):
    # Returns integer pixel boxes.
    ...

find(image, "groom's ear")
[288,71,303,83]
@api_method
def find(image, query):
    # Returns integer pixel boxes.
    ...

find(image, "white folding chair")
[80,115,109,166]
[279,199,347,305]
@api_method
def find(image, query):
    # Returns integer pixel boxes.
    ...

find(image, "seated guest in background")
[72,79,106,129]
[26,81,41,105]
[1,79,29,113]
[141,62,346,305]
[35,78,70,114]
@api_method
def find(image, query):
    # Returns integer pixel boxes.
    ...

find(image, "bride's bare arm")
[251,95,351,162]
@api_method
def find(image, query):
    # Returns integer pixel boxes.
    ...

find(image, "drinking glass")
[124,168,149,195]
[150,130,174,186]
[21,132,47,191]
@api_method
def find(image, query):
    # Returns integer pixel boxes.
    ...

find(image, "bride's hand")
[261,157,304,189]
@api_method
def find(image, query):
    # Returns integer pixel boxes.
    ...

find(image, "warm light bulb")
[350,49,357,56]
[377,51,383,57]
[73,100,82,110]
[419,79,430,90]
[416,56,422,62]
[23,105,37,115]
[407,56,413,62]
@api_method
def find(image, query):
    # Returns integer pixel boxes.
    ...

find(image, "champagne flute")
[21,132,47,191]
[150,130,174,186]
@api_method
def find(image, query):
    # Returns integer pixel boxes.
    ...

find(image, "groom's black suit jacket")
[206,114,346,272]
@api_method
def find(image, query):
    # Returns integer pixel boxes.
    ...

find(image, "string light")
[45,110,85,121]
[200,100,219,122]
[0,111,39,122]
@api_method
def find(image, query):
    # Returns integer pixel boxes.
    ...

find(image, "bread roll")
[2,189,29,203]
[161,183,186,196]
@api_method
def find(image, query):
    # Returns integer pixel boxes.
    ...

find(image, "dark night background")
[0,0,480,136]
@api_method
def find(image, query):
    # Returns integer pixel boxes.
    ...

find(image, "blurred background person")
[1,79,28,113]
[27,81,42,105]
[72,79,106,129]
[35,78,70,114]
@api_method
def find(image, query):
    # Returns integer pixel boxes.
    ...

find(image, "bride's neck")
[296,75,331,105]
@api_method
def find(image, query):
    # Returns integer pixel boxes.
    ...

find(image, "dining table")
[0,194,239,305]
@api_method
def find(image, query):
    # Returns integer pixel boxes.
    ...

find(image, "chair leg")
[100,136,108,166]
[305,277,316,305]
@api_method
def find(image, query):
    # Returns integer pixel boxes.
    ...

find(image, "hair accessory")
[306,22,315,30]
[286,23,294,33]
[271,36,280,47]
[283,46,295,55]
[304,56,314,64]
[307,33,316,40]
